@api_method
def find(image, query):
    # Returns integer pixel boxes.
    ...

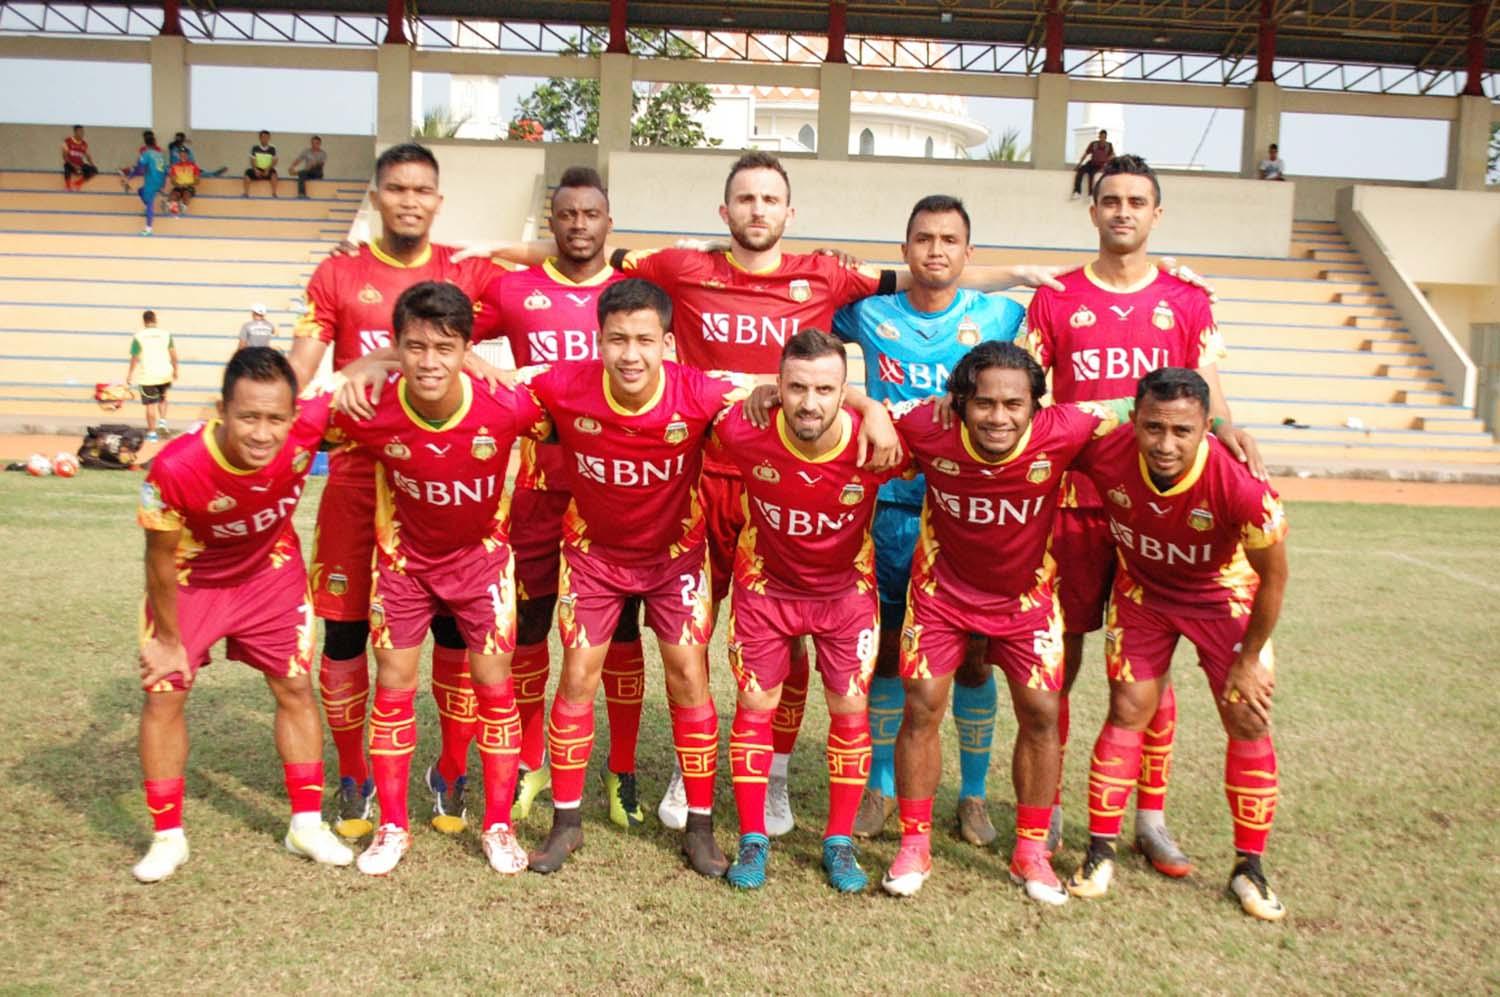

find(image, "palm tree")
[986,127,1030,163]
[413,106,470,140]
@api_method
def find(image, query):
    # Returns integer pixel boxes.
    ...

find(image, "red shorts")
[558,542,713,649]
[141,560,313,693]
[900,578,1063,691]
[699,471,745,604]
[1053,505,1115,635]
[510,487,570,602]
[369,543,517,655]
[1103,592,1274,699]
[727,584,880,699]
[311,460,376,622]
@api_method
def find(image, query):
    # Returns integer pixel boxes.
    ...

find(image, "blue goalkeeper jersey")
[833,288,1025,506]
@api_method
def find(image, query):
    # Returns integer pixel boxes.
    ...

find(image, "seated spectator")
[288,136,327,200]
[62,125,98,191]
[168,132,195,165]
[167,152,201,214]
[1259,143,1287,181]
[1072,129,1114,199]
[244,130,279,198]
[237,304,276,350]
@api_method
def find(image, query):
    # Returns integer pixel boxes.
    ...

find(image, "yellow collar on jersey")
[603,365,666,416]
[723,250,782,276]
[542,258,616,287]
[202,420,257,476]
[369,239,433,269]
[775,408,853,464]
[1138,438,1209,496]
[1083,262,1159,296]
[398,374,473,432]
[960,419,1033,466]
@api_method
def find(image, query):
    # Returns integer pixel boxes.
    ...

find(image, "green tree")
[414,105,469,139]
[510,31,719,148]
[985,127,1029,163]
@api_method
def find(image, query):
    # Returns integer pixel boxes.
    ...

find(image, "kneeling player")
[884,342,1129,903]
[134,347,352,882]
[1066,368,1289,920]
[716,330,901,893]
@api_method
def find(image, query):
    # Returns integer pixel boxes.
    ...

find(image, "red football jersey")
[138,395,331,588]
[1076,425,1288,619]
[714,405,900,598]
[63,137,89,167]
[893,398,1126,608]
[1022,264,1226,507]
[328,374,549,571]
[472,259,624,491]
[518,360,751,559]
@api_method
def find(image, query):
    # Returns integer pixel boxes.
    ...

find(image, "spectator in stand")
[121,131,169,236]
[126,310,178,442]
[288,136,327,199]
[167,146,201,215]
[238,304,276,350]
[62,125,98,190]
[1071,129,1114,200]
[244,130,279,198]
[168,132,195,165]
[1259,143,1287,181]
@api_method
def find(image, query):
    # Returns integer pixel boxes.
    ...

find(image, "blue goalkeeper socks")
[953,672,998,799]
[866,674,903,797]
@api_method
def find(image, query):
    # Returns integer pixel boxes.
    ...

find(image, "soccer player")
[714,329,902,893]
[290,143,501,841]
[166,149,200,215]
[832,194,1025,847]
[882,342,1129,903]
[62,125,97,190]
[126,309,177,443]
[326,281,551,876]
[1021,154,1261,873]
[121,131,167,236]
[133,347,352,883]
[1064,368,1289,921]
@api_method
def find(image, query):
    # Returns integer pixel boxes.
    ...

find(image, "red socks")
[1014,803,1051,857]
[1086,723,1144,840]
[144,776,184,832]
[474,679,522,829]
[824,711,871,839]
[511,642,551,772]
[430,645,476,784]
[1054,692,1070,807]
[670,699,719,813]
[1226,736,1278,855]
[601,639,645,774]
[368,685,417,829]
[1137,683,1176,813]
[547,696,595,807]
[283,761,324,817]
[898,796,934,851]
[771,642,810,755]
[319,653,369,783]
[729,707,774,836]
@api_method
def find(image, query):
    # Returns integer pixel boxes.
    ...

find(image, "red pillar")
[1463,0,1488,97]
[1255,0,1276,82]
[1042,0,1064,75]
[607,0,629,55]
[826,0,847,65]
[160,0,182,37]
[383,0,406,45]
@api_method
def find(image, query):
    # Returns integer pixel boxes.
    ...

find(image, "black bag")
[77,423,146,469]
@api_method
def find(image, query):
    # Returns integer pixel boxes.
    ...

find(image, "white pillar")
[149,35,190,141]
[596,52,635,182]
[1240,80,1281,178]
[1030,73,1069,171]
[817,61,852,161]
[376,42,413,148]
[1448,94,1491,191]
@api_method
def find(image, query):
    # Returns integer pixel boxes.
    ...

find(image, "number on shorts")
[679,572,705,607]
[856,627,877,663]
[488,582,504,615]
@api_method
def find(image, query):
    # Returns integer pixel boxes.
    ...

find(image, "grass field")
[3,470,1499,994]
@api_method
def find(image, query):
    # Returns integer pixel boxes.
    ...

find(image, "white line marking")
[1377,551,1500,595]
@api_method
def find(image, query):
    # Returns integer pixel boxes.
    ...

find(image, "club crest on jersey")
[1152,300,1175,331]
[1188,507,1214,532]
[753,462,780,484]
[208,493,236,513]
[574,416,602,435]
[140,482,162,512]
[383,439,411,460]
[663,417,689,445]
[524,290,552,311]
[292,449,311,474]
[788,279,812,303]
[1107,485,1132,509]
[956,318,981,347]
[357,284,382,305]
[1069,305,1097,329]
[875,321,901,342]
[368,598,384,629]
[327,572,348,596]
[471,430,497,461]
[1026,458,1052,485]
[839,482,865,506]
[932,457,961,476]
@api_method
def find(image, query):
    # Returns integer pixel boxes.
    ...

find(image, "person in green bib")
[243,130,279,198]
[126,309,180,442]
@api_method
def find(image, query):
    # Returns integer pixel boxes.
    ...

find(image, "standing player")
[714,330,901,893]
[1022,154,1260,872]
[290,143,501,841]
[1065,368,1289,921]
[120,131,167,236]
[882,342,1128,903]
[832,195,1024,847]
[133,347,351,882]
[327,282,551,876]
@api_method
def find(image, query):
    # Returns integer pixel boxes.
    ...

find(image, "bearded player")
[1065,368,1289,921]
[714,329,903,893]
[291,143,500,840]
[1022,154,1262,872]
[326,281,552,876]
[133,347,352,882]
[882,342,1130,903]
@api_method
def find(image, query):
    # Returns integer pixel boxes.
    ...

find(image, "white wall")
[399,141,546,245]
[1353,186,1500,286]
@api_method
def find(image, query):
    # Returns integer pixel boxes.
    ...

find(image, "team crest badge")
[875,321,901,342]
[839,482,865,506]
[574,416,602,435]
[932,457,961,476]
[753,463,780,483]
[1152,301,1175,331]
[901,626,920,656]
[292,449,311,474]
[1188,507,1214,532]
[1107,486,1132,509]
[956,318,981,346]
[140,482,162,512]
[368,599,384,629]
[357,284,382,305]
[383,439,411,460]
[327,572,348,596]
[1069,305,1097,329]
[1026,458,1052,485]
[471,430,497,461]
[664,418,689,445]
[208,493,236,513]
[524,290,552,311]
[788,279,812,303]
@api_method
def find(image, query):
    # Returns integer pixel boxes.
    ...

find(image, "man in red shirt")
[1071,129,1114,199]
[133,347,352,883]
[290,144,501,841]
[1065,368,1289,921]
[62,125,98,190]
